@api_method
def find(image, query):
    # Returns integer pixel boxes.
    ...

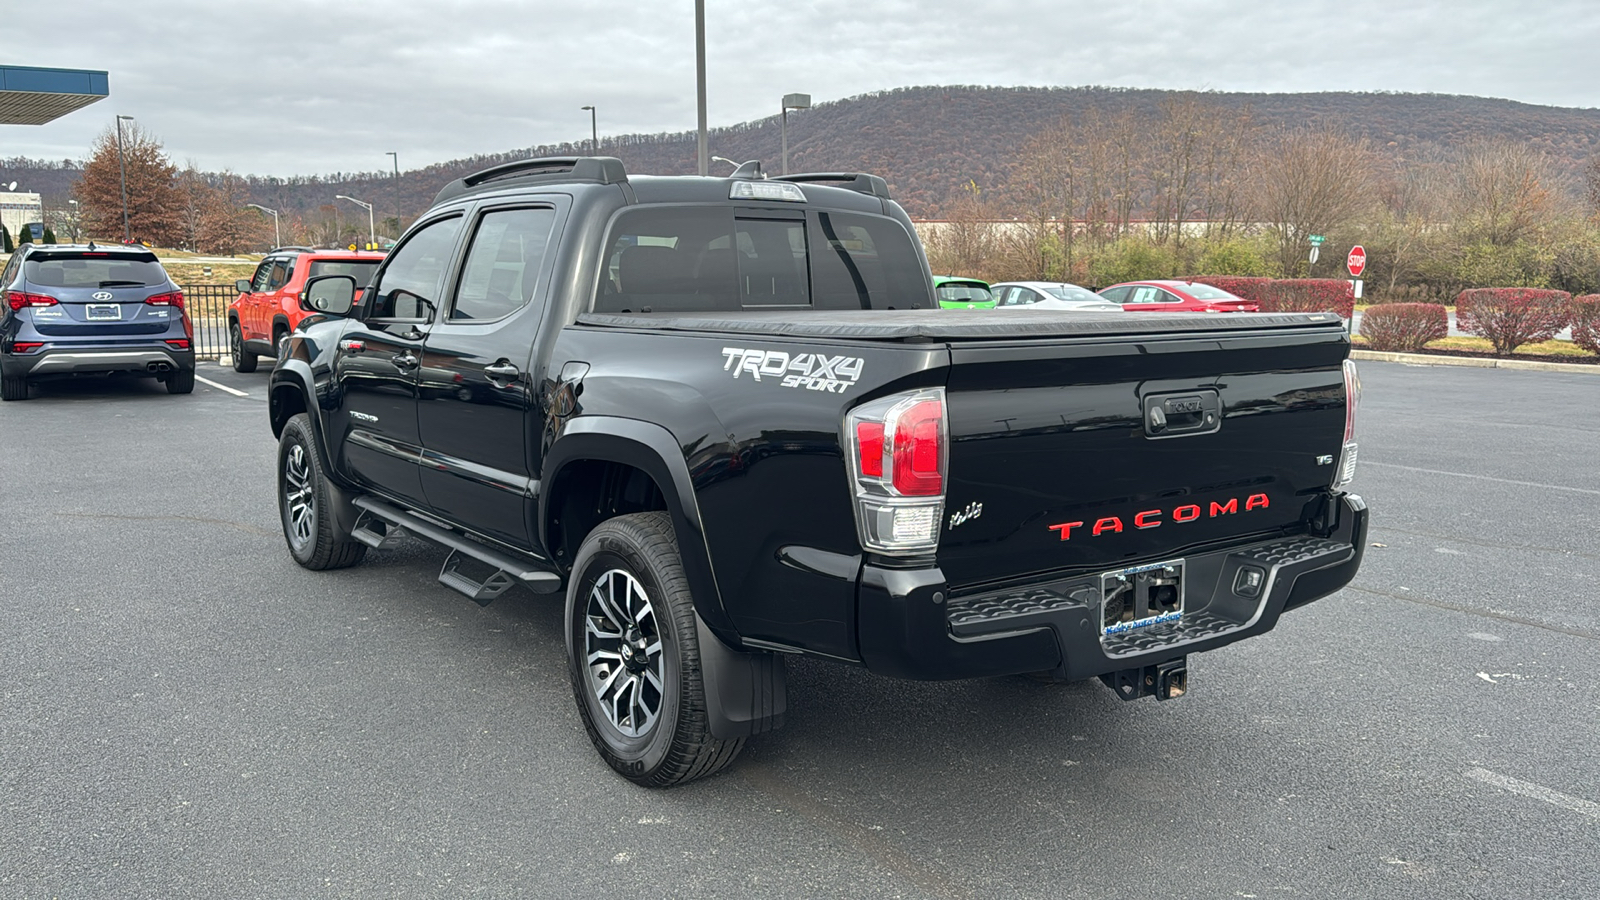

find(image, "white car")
[990,282,1124,312]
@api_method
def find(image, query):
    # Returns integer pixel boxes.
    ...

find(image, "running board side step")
[351,496,563,600]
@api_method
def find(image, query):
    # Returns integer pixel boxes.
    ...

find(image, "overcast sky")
[6,0,1600,178]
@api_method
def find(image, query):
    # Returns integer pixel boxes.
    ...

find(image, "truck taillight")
[845,388,947,554]
[1334,359,1361,488]
[7,291,57,311]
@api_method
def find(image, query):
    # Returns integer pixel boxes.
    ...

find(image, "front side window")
[250,260,275,292]
[368,216,463,319]
[450,207,557,321]
[266,260,291,291]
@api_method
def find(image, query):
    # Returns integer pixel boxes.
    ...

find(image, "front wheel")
[231,322,258,373]
[566,511,743,787]
[277,413,366,570]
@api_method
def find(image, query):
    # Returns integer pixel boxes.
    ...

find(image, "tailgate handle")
[1144,391,1220,438]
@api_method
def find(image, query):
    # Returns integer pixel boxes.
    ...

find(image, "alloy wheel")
[283,443,315,551]
[583,569,664,738]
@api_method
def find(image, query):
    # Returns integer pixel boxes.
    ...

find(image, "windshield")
[309,260,381,287]
[25,253,167,289]
[1042,285,1104,303]
[937,284,991,303]
[1177,283,1240,301]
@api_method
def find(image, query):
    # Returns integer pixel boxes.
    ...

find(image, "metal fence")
[181,283,236,361]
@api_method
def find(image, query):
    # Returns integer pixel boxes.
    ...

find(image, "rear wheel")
[278,413,366,570]
[1,374,26,401]
[231,322,258,373]
[566,511,743,787]
[165,369,195,394]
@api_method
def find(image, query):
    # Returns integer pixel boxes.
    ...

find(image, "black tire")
[165,369,195,394]
[230,322,258,373]
[566,511,743,787]
[274,327,289,360]
[277,413,367,571]
[1,374,26,401]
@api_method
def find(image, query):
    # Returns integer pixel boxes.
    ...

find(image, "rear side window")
[24,254,168,289]
[449,207,557,321]
[594,205,931,313]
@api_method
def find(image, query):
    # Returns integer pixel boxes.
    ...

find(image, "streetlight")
[580,106,598,155]
[115,114,135,243]
[386,151,398,180]
[695,0,707,176]
[780,93,811,175]
[710,156,739,172]
[247,203,280,248]
[67,199,80,242]
[335,195,375,248]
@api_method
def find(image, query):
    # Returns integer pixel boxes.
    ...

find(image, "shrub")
[1359,303,1449,352]
[1570,294,1600,355]
[1455,288,1571,355]
[1087,238,1180,288]
[1194,238,1272,277]
[1261,279,1356,319]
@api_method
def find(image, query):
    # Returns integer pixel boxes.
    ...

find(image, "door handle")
[391,352,419,369]
[484,362,520,379]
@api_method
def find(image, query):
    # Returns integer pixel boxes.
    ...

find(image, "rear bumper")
[856,493,1368,681]
[3,344,195,378]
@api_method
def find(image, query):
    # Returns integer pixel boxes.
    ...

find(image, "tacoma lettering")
[1048,493,1271,541]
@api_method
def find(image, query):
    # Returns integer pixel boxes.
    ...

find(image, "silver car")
[990,282,1124,312]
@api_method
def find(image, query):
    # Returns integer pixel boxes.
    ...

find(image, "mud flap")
[695,615,787,739]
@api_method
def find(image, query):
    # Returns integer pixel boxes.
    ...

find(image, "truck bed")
[576,309,1348,342]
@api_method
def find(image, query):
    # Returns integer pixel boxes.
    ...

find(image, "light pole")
[695,0,707,176]
[710,156,738,172]
[115,114,135,243]
[581,106,598,155]
[336,195,375,248]
[67,199,80,243]
[386,151,398,180]
[780,93,811,175]
[247,203,280,248]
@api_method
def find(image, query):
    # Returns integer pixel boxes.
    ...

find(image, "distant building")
[0,192,44,240]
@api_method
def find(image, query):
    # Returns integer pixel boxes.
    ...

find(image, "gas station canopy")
[0,65,109,125]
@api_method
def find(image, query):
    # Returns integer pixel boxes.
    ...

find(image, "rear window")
[309,260,381,287]
[1042,285,1103,303]
[24,253,168,289]
[595,205,931,313]
[1178,283,1239,301]
[937,283,990,303]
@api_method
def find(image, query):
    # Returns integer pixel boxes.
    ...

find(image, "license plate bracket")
[1101,559,1185,635]
[85,303,123,321]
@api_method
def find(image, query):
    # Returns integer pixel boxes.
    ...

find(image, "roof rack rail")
[771,172,891,200]
[269,245,316,254]
[434,156,629,206]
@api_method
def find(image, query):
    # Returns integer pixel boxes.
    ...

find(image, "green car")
[932,276,994,309]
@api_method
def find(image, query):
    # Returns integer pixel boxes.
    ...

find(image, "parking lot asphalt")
[2,362,1596,899]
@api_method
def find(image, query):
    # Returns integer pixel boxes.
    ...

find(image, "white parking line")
[1465,767,1600,819]
[195,374,249,397]
[1365,462,1600,497]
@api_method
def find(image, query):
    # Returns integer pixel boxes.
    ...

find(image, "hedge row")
[1454,288,1571,355]
[1359,303,1449,352]
[1571,294,1600,355]
[1186,277,1356,319]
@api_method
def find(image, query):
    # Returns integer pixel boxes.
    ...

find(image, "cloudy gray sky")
[7,0,1600,178]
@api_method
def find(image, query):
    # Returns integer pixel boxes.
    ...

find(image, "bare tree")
[1450,139,1564,246]
[1250,126,1379,275]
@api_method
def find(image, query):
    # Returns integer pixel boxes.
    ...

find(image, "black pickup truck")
[268,156,1367,787]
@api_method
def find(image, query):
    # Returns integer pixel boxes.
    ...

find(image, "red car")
[228,247,385,371]
[1098,280,1259,313]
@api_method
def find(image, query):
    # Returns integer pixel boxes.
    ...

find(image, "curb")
[1351,349,1600,375]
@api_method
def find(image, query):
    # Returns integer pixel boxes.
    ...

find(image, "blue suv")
[1,243,195,400]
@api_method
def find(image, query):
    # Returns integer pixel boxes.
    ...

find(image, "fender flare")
[541,415,735,641]
[268,359,362,536]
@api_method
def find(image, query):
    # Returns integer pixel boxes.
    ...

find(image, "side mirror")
[301,274,357,316]
[235,279,252,294]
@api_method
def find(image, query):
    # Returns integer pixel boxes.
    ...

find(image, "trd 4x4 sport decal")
[720,347,864,393]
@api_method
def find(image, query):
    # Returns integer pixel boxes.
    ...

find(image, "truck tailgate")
[937,326,1351,590]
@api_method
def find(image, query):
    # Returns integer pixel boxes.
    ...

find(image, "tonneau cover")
[576,309,1346,341]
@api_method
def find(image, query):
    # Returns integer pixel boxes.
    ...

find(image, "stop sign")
[1347,245,1367,277]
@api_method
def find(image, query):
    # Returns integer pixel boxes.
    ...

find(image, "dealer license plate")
[85,304,123,321]
[1100,559,1185,635]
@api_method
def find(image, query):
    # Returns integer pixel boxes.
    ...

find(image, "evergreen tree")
[43,226,57,244]
[2,225,12,253]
